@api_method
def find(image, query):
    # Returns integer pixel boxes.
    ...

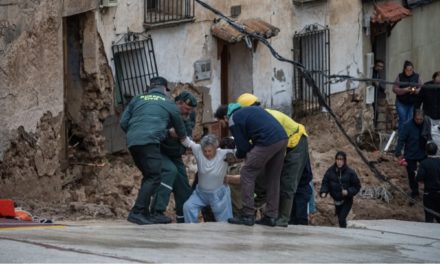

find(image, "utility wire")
[195,0,440,219]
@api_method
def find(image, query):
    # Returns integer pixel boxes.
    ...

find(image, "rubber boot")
[275,198,294,227]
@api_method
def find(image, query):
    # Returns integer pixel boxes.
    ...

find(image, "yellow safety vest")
[265,109,308,148]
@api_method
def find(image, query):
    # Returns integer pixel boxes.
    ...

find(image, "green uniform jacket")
[161,115,195,158]
[120,88,187,148]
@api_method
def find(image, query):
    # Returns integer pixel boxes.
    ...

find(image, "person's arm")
[393,76,411,96]
[181,136,201,159]
[225,174,240,185]
[414,76,424,94]
[229,123,251,159]
[181,136,196,148]
[347,170,361,197]
[168,103,187,139]
[319,170,330,198]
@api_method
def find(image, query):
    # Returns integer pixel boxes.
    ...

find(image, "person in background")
[120,77,187,225]
[320,151,361,228]
[182,134,233,223]
[215,103,287,226]
[395,109,429,199]
[307,181,317,222]
[416,71,440,120]
[393,60,423,136]
[150,91,198,223]
[372,59,386,128]
[416,142,440,223]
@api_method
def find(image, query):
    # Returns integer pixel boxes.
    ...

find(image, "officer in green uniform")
[120,77,187,225]
[151,91,198,223]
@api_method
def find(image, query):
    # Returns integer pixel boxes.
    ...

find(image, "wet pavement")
[0,220,439,262]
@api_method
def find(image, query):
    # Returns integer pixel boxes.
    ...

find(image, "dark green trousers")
[280,136,309,200]
[276,136,309,226]
[151,154,191,222]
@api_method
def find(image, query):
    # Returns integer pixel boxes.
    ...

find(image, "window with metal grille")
[112,36,158,106]
[144,0,195,27]
[293,24,330,117]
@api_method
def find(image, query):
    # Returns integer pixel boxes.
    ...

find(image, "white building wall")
[386,0,440,86]
[96,0,365,116]
[293,0,364,94]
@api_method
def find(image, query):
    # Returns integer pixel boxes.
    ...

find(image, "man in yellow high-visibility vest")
[237,93,310,227]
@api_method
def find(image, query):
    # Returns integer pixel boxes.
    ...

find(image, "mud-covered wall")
[0,0,64,161]
[0,0,64,202]
[0,1,114,206]
[66,12,114,162]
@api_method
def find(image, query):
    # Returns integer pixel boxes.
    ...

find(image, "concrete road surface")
[0,220,439,263]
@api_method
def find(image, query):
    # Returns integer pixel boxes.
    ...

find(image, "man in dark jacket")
[214,103,287,226]
[120,77,187,225]
[395,109,429,198]
[150,91,197,223]
[320,151,361,228]
[416,142,440,223]
[416,71,440,120]
[372,59,386,128]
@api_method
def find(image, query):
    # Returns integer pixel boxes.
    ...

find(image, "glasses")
[336,158,345,161]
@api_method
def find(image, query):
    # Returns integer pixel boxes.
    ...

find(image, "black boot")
[228,214,255,226]
[275,198,293,227]
[127,212,154,225]
[256,215,276,227]
[151,211,172,224]
[176,216,185,223]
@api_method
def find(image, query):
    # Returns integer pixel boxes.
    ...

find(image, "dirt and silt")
[2,90,425,226]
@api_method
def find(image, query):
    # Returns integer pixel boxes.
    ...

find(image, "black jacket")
[416,81,440,119]
[396,73,420,105]
[416,157,440,193]
[395,119,428,160]
[320,164,361,201]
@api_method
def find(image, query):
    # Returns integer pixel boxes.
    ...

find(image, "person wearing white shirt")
[182,134,233,223]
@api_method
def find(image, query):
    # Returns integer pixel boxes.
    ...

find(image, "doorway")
[220,41,253,137]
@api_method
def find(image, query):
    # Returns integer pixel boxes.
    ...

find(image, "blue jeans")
[183,185,232,223]
[396,100,414,136]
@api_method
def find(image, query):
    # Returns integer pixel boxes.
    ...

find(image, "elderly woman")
[182,134,234,223]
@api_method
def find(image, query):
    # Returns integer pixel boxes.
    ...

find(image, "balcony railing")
[144,0,195,28]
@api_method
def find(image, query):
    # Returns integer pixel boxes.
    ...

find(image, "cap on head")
[237,93,258,107]
[176,91,197,107]
[150,76,168,91]
[227,103,241,118]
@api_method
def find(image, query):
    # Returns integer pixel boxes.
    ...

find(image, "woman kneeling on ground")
[182,134,233,223]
